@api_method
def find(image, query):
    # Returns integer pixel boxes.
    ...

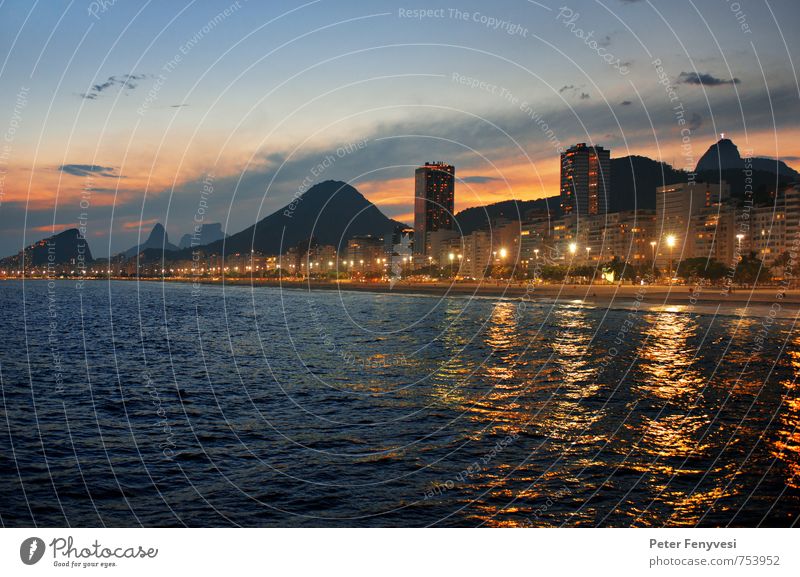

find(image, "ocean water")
[0,279,798,527]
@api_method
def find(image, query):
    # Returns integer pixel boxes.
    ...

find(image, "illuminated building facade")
[414,162,455,255]
[560,143,610,217]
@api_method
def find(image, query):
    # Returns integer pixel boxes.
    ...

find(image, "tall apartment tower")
[655,181,731,266]
[560,143,611,217]
[414,162,455,256]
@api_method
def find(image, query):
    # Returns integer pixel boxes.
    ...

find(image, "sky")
[0,0,798,257]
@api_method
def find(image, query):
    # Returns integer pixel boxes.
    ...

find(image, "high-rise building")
[655,181,730,266]
[414,162,455,255]
[560,143,611,217]
[346,235,385,273]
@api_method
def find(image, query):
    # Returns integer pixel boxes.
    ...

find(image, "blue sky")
[1,0,798,256]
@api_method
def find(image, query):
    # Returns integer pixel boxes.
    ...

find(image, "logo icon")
[20,537,45,565]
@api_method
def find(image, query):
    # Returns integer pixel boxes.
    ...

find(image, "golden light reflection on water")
[627,310,732,526]
[484,301,518,383]
[638,312,703,401]
[773,331,800,489]
[415,301,799,527]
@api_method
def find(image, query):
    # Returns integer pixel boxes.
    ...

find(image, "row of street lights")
[564,234,680,279]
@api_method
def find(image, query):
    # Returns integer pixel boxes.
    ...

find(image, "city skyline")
[1,0,799,257]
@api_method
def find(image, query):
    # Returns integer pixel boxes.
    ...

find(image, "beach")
[199,278,800,312]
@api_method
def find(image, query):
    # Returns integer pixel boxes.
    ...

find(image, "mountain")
[201,180,407,256]
[179,223,225,249]
[122,223,179,257]
[0,228,93,269]
[454,197,560,235]
[696,137,799,179]
[609,155,687,211]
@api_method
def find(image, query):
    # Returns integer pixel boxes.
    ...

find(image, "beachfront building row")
[655,181,800,269]
[512,182,800,274]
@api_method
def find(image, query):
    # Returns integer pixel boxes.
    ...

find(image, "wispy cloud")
[122,218,160,230]
[80,74,147,100]
[461,176,500,184]
[58,164,121,178]
[678,71,740,86]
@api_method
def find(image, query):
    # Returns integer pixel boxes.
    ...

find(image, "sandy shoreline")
[199,278,800,311]
[7,277,800,313]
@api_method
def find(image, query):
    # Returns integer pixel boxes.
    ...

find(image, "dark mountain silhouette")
[696,137,799,179]
[201,180,407,256]
[696,138,743,173]
[696,167,792,204]
[609,155,687,211]
[0,228,93,269]
[454,197,560,235]
[122,223,178,257]
[179,223,226,248]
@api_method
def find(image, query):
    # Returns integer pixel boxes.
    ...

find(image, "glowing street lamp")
[650,240,657,262]
[665,234,676,282]
[736,233,745,259]
[568,242,577,256]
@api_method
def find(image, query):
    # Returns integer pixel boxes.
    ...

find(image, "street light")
[650,240,657,263]
[568,242,577,256]
[665,234,676,282]
[736,233,745,259]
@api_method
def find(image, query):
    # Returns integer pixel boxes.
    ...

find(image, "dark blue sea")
[0,280,798,527]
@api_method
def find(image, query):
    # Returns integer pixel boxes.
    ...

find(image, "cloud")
[461,176,500,184]
[80,74,147,100]
[123,218,159,230]
[170,104,189,108]
[620,100,632,106]
[58,164,121,178]
[31,224,75,234]
[688,113,703,131]
[559,85,589,100]
[678,72,740,86]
